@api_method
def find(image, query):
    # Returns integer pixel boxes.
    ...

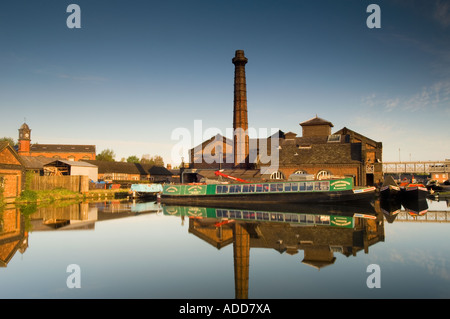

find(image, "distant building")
[85,160,173,183]
[17,123,96,161]
[0,142,25,202]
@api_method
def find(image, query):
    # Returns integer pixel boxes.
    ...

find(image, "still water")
[1,197,449,299]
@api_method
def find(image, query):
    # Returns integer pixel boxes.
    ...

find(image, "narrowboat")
[161,177,376,204]
[162,204,378,228]
[379,175,401,201]
[400,184,428,201]
[130,183,163,198]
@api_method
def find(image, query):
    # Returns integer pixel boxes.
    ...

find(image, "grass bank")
[15,187,130,204]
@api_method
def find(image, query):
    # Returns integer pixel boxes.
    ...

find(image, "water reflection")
[0,200,161,268]
[162,201,385,299]
[1,197,448,298]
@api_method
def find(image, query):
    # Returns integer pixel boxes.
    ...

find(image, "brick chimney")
[232,50,249,168]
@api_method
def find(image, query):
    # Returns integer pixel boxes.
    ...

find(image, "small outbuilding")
[43,160,98,182]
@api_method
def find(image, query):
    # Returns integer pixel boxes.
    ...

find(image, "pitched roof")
[300,116,334,127]
[0,141,25,167]
[44,160,98,168]
[20,156,54,169]
[84,160,172,176]
[30,144,96,153]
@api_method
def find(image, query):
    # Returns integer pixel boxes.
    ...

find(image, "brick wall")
[30,152,95,161]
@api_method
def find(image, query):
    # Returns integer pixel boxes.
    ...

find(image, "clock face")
[24,133,29,138]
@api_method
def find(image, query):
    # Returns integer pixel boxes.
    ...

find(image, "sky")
[0,0,449,166]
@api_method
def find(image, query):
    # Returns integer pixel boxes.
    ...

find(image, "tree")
[127,155,140,163]
[96,149,116,161]
[140,154,164,166]
[0,137,16,147]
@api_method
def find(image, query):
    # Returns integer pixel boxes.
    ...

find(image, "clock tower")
[18,122,31,156]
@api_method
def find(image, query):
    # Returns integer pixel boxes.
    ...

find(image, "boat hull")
[400,186,428,201]
[161,187,376,205]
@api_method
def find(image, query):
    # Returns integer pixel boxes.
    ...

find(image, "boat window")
[262,212,269,220]
[229,185,235,193]
[243,211,250,219]
[270,184,277,192]
[263,184,269,192]
[291,183,298,192]
[243,185,249,193]
[285,214,292,222]
[277,184,283,192]
[275,213,284,221]
[320,181,330,191]
[249,184,255,192]
[306,215,314,224]
[256,184,263,192]
[256,212,263,220]
[290,214,299,222]
[299,182,305,191]
[299,214,306,223]
[315,215,322,224]
[314,182,321,191]
[320,215,330,225]
[217,185,223,193]
[284,183,291,192]
[306,182,313,191]
[235,185,242,193]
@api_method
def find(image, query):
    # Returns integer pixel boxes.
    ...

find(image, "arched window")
[294,170,308,175]
[317,170,332,180]
[270,171,285,180]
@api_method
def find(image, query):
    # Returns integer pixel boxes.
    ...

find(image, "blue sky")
[0,0,449,165]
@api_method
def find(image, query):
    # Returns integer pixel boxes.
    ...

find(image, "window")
[294,170,307,175]
[248,184,255,192]
[317,170,332,180]
[327,134,341,143]
[243,185,249,193]
[277,184,283,192]
[291,183,298,191]
[284,183,291,192]
[270,171,285,180]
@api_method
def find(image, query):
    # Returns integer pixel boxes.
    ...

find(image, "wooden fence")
[30,175,89,193]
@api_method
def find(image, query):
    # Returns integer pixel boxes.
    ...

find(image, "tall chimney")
[232,50,249,168]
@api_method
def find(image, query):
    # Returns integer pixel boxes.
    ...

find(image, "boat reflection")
[162,202,385,299]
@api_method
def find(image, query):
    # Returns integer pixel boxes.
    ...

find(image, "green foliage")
[127,155,140,163]
[0,137,16,147]
[140,154,164,166]
[97,148,116,161]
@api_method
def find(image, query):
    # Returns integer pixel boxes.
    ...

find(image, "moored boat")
[130,183,163,198]
[161,176,376,204]
[400,183,428,201]
[379,175,401,201]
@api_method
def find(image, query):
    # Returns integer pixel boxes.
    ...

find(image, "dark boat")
[402,198,428,217]
[161,176,376,205]
[400,184,428,201]
[380,175,401,201]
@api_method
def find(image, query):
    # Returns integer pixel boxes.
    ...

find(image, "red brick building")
[0,142,25,203]
[17,123,96,161]
[188,50,383,186]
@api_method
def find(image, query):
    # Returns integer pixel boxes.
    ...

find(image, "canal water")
[1,197,449,299]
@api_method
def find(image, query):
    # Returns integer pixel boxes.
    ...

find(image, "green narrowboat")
[161,177,376,204]
[162,204,377,228]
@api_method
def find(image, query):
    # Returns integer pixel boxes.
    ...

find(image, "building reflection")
[163,202,386,299]
[0,200,161,267]
[0,205,28,267]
